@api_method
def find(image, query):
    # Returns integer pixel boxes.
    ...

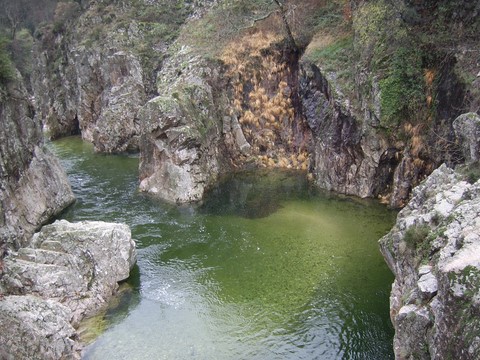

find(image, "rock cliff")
[138,47,230,203]
[32,0,216,153]
[0,68,137,358]
[299,0,477,208]
[32,0,478,207]
[380,163,480,359]
[0,72,75,250]
[299,61,389,199]
[32,3,147,153]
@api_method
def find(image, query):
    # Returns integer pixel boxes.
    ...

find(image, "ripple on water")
[50,137,396,360]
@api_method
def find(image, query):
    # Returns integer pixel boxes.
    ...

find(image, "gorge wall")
[0,71,74,250]
[32,0,479,208]
[0,55,138,358]
[380,163,480,359]
[5,0,480,358]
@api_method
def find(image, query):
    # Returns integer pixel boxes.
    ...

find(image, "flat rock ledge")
[380,164,480,359]
[0,220,137,359]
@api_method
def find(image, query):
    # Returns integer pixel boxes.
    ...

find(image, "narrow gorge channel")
[50,136,397,359]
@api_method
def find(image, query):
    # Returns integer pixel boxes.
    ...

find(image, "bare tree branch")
[239,10,276,30]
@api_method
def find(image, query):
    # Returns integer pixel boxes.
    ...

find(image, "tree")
[0,0,60,38]
[272,0,298,51]
[0,0,28,39]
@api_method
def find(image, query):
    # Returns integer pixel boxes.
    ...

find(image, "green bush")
[0,35,15,86]
[53,0,81,34]
[404,224,430,250]
[458,162,480,184]
[306,36,353,70]
[379,46,425,128]
[10,28,33,83]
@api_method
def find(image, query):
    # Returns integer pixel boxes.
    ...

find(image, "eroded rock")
[0,74,75,249]
[138,47,229,203]
[380,164,480,359]
[0,220,137,359]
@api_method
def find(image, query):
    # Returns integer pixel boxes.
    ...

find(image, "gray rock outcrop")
[0,295,78,360]
[299,61,389,200]
[453,112,480,164]
[0,74,75,249]
[380,164,480,359]
[138,47,230,203]
[33,26,146,153]
[0,220,137,359]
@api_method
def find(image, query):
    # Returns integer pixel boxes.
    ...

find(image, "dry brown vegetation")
[221,31,309,171]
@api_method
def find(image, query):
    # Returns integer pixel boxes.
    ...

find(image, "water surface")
[50,137,396,359]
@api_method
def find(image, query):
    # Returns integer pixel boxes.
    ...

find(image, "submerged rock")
[380,164,480,359]
[0,220,137,359]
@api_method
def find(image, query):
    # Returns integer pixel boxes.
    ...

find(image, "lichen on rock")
[0,220,137,359]
[138,46,229,203]
[380,164,480,359]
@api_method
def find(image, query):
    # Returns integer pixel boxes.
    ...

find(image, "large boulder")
[0,220,137,359]
[0,220,136,359]
[1,220,137,324]
[138,47,230,203]
[380,164,480,359]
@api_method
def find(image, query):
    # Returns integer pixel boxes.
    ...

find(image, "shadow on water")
[202,169,321,218]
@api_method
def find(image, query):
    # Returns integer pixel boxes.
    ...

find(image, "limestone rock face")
[33,11,147,153]
[138,47,230,203]
[299,62,391,200]
[453,112,480,164]
[380,164,480,359]
[0,295,78,360]
[0,77,75,249]
[0,220,137,359]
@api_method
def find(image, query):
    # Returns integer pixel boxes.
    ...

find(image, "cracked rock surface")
[380,164,480,359]
[0,220,137,359]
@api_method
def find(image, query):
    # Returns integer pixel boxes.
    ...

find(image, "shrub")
[458,162,480,185]
[379,46,425,128]
[404,224,430,250]
[9,28,33,84]
[53,0,81,34]
[0,35,15,86]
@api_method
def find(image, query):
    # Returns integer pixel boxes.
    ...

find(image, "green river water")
[50,136,397,360]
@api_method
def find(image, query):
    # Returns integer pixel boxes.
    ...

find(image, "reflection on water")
[49,136,396,360]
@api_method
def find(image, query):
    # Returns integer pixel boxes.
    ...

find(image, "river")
[49,136,397,360]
